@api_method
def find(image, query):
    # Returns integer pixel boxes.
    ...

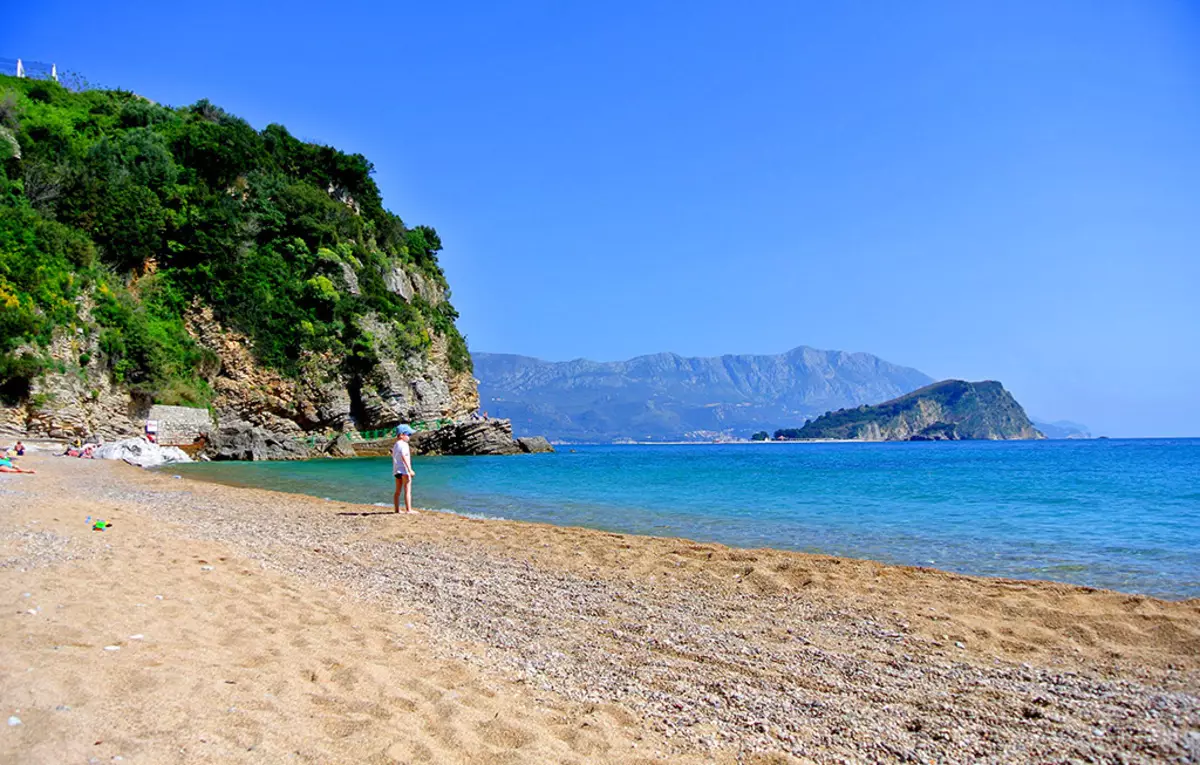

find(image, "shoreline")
[563,439,896,445]
[171,453,1198,603]
[3,455,1198,762]
[182,463,1196,604]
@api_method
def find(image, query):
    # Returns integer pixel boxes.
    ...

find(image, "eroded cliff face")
[0,299,148,440]
[184,299,477,436]
[1,282,478,442]
[796,380,1045,441]
[851,399,963,441]
[352,314,478,430]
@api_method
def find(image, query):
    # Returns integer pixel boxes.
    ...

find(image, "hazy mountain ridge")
[1032,419,1092,439]
[474,348,934,441]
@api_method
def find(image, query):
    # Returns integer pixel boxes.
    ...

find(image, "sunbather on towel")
[0,457,34,474]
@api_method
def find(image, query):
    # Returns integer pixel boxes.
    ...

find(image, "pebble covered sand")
[2,456,1199,763]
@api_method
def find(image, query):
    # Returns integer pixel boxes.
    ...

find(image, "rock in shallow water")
[412,419,522,456]
[516,436,554,454]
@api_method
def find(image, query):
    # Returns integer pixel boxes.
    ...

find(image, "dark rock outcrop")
[412,419,522,456]
[324,434,358,458]
[201,421,313,461]
[516,436,554,453]
[343,419,551,457]
[794,380,1044,441]
[907,422,962,441]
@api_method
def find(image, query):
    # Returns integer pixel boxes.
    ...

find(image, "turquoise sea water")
[173,439,1200,600]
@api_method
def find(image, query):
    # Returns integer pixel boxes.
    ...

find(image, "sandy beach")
[2,455,1198,764]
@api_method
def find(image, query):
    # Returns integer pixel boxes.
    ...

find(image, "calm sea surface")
[173,439,1200,599]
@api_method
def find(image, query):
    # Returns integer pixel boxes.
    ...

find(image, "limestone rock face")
[180,304,483,454]
[383,267,414,302]
[358,355,451,426]
[516,436,554,453]
[185,304,347,437]
[354,314,476,426]
[334,261,361,297]
[201,421,312,461]
[0,301,147,440]
[2,284,495,458]
[382,266,444,307]
[795,380,1045,441]
[326,183,361,215]
[325,434,358,458]
[412,419,521,456]
[0,406,25,438]
[410,271,444,306]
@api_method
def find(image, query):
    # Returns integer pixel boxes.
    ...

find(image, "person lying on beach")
[0,457,34,474]
[391,424,418,514]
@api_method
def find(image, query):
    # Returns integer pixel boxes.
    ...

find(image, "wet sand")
[1,455,1197,763]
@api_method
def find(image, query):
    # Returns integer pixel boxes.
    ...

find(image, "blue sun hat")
[395,424,415,436]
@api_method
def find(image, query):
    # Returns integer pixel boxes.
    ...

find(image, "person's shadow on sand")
[336,510,395,517]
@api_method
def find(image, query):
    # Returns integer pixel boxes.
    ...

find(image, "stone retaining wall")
[147,404,212,446]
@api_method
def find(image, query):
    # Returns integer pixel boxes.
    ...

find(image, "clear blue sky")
[6,1,1199,436]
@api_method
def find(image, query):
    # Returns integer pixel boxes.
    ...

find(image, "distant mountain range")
[791,380,1043,441]
[473,348,935,442]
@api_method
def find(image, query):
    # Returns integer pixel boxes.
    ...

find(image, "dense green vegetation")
[750,430,769,441]
[0,75,470,407]
[771,428,807,440]
[789,405,879,439]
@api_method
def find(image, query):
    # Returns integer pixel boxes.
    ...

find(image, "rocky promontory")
[0,75,560,457]
[791,380,1044,441]
[327,419,551,459]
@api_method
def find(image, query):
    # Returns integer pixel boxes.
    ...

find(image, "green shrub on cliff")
[0,74,471,403]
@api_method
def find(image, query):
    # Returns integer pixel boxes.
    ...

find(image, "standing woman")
[391,424,418,514]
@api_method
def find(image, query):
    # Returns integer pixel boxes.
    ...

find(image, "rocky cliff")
[792,380,1044,441]
[0,286,479,445]
[474,347,934,442]
[0,75,490,456]
[0,297,150,441]
[182,301,477,440]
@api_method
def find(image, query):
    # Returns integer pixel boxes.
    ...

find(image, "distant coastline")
[555,436,1097,446]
